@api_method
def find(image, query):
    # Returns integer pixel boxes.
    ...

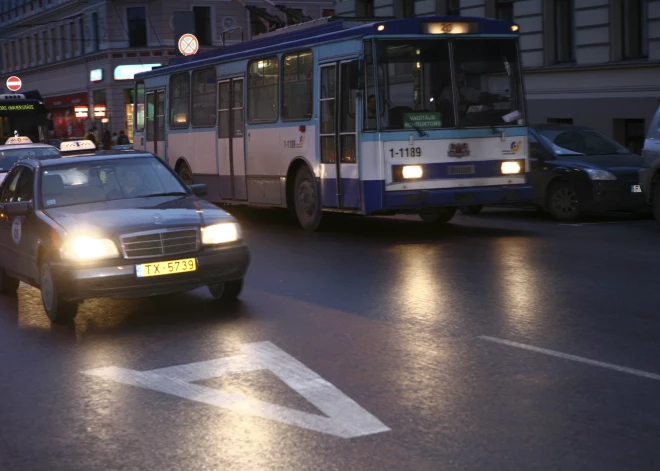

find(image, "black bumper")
[51,243,250,302]
[580,180,649,213]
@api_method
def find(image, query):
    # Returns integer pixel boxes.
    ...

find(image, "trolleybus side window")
[247,57,279,124]
[340,61,358,163]
[282,50,313,121]
[319,65,336,164]
[192,68,217,127]
[363,40,377,131]
[169,73,190,129]
[135,81,145,132]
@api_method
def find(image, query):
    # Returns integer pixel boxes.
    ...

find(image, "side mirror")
[3,201,32,216]
[188,183,207,197]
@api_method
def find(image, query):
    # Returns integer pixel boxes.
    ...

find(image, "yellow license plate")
[136,258,197,278]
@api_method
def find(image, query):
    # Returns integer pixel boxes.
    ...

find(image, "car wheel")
[0,268,19,296]
[459,205,483,215]
[208,279,243,301]
[178,164,193,185]
[293,166,323,231]
[40,261,78,324]
[419,207,457,224]
[652,182,660,227]
[548,181,580,222]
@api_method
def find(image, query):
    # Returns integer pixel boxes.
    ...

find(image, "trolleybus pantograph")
[133,16,532,231]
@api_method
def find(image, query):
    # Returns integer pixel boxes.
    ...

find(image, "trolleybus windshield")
[373,38,524,131]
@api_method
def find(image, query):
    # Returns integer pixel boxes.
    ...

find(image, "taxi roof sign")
[5,136,33,145]
[60,140,96,152]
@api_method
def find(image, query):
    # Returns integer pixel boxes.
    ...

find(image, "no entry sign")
[6,76,21,92]
[178,34,199,56]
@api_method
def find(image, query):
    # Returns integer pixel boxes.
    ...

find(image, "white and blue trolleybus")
[133,16,531,231]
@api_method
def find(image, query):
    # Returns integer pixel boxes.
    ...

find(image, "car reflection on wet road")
[1,207,660,471]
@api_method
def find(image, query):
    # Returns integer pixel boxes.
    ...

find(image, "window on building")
[193,6,212,46]
[282,50,313,121]
[547,118,573,124]
[614,118,645,154]
[620,0,647,58]
[250,15,267,38]
[357,0,374,17]
[11,42,17,69]
[3,44,9,71]
[554,0,574,62]
[60,24,66,57]
[192,68,217,127]
[248,57,278,123]
[70,22,76,55]
[127,7,147,47]
[41,31,47,62]
[447,0,460,15]
[79,17,84,53]
[34,33,40,62]
[50,28,56,59]
[321,9,334,17]
[395,0,415,17]
[169,73,190,128]
[135,82,145,132]
[25,36,31,65]
[92,12,99,51]
[495,0,514,22]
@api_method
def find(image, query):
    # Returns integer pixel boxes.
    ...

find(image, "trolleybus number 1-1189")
[389,147,422,158]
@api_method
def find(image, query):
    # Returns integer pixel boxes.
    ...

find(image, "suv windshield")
[40,157,187,208]
[0,147,60,171]
[535,128,631,156]
[371,38,524,131]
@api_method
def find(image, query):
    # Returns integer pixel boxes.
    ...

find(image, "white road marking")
[478,336,660,381]
[82,341,390,438]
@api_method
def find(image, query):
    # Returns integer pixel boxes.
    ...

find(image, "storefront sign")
[45,92,88,108]
[74,105,88,118]
[0,103,35,111]
[113,64,161,81]
[90,69,104,82]
[94,105,106,117]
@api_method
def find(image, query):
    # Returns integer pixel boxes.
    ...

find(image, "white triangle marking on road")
[82,341,390,438]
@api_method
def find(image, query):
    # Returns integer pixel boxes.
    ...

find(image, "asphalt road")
[2,207,660,471]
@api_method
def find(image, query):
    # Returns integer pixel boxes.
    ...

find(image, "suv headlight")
[201,222,240,245]
[61,237,120,261]
[584,169,616,180]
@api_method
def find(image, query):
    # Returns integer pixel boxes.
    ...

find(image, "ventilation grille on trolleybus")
[120,228,199,258]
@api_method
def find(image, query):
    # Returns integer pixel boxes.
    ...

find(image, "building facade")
[334,0,660,153]
[0,0,334,143]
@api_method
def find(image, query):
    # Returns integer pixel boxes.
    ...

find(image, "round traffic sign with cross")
[6,76,21,92]
[178,34,199,56]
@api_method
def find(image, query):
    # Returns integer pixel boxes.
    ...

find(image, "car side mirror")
[3,201,32,216]
[188,184,207,197]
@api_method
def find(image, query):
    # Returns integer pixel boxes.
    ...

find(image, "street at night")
[2,208,660,471]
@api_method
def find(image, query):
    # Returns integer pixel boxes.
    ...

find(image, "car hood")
[43,195,235,237]
[556,153,642,175]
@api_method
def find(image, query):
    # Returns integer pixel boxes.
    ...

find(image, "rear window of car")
[0,147,60,171]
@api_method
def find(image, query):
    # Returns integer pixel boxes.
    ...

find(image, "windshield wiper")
[143,192,188,197]
[408,120,428,137]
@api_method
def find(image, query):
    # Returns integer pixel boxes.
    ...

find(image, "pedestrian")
[111,132,118,146]
[117,130,130,145]
[84,126,99,148]
[102,129,112,150]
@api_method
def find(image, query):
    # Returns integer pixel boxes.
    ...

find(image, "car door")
[11,166,39,282]
[0,166,27,275]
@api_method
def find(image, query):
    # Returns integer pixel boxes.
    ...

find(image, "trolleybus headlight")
[402,165,423,179]
[501,160,523,175]
[202,222,240,245]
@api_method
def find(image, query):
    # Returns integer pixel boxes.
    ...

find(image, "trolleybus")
[133,16,531,231]
[0,91,51,144]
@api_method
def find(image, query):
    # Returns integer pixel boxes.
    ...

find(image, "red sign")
[45,92,88,108]
[178,34,199,56]
[6,76,21,91]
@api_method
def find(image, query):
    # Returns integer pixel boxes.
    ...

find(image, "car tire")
[419,207,457,224]
[652,182,660,227]
[293,165,323,232]
[547,181,580,222]
[459,205,483,215]
[0,269,19,296]
[208,279,243,301]
[40,261,78,324]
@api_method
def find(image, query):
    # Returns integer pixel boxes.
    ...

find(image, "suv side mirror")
[188,184,207,197]
[3,201,32,216]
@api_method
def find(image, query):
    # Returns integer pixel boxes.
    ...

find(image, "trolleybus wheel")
[419,207,457,224]
[178,164,193,186]
[459,205,483,215]
[293,166,323,231]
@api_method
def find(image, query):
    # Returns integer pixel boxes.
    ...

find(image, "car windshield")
[0,147,60,171]
[40,157,188,208]
[535,128,631,156]
[372,38,524,131]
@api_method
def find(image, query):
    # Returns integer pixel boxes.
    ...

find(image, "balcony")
[0,0,78,28]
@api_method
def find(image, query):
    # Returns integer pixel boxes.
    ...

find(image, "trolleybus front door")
[145,89,165,158]
[217,78,247,200]
[319,60,361,209]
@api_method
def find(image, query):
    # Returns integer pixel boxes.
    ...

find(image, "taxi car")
[0,136,60,184]
[0,151,250,324]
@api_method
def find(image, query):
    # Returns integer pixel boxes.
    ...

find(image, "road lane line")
[478,336,660,381]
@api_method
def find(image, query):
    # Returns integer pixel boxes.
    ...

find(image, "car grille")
[120,228,199,259]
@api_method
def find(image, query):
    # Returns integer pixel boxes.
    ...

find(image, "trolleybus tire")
[208,279,243,301]
[419,207,457,224]
[177,164,193,186]
[293,166,323,231]
[459,205,483,215]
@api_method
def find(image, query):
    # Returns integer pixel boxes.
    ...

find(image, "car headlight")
[584,169,616,180]
[61,236,120,261]
[201,222,240,244]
